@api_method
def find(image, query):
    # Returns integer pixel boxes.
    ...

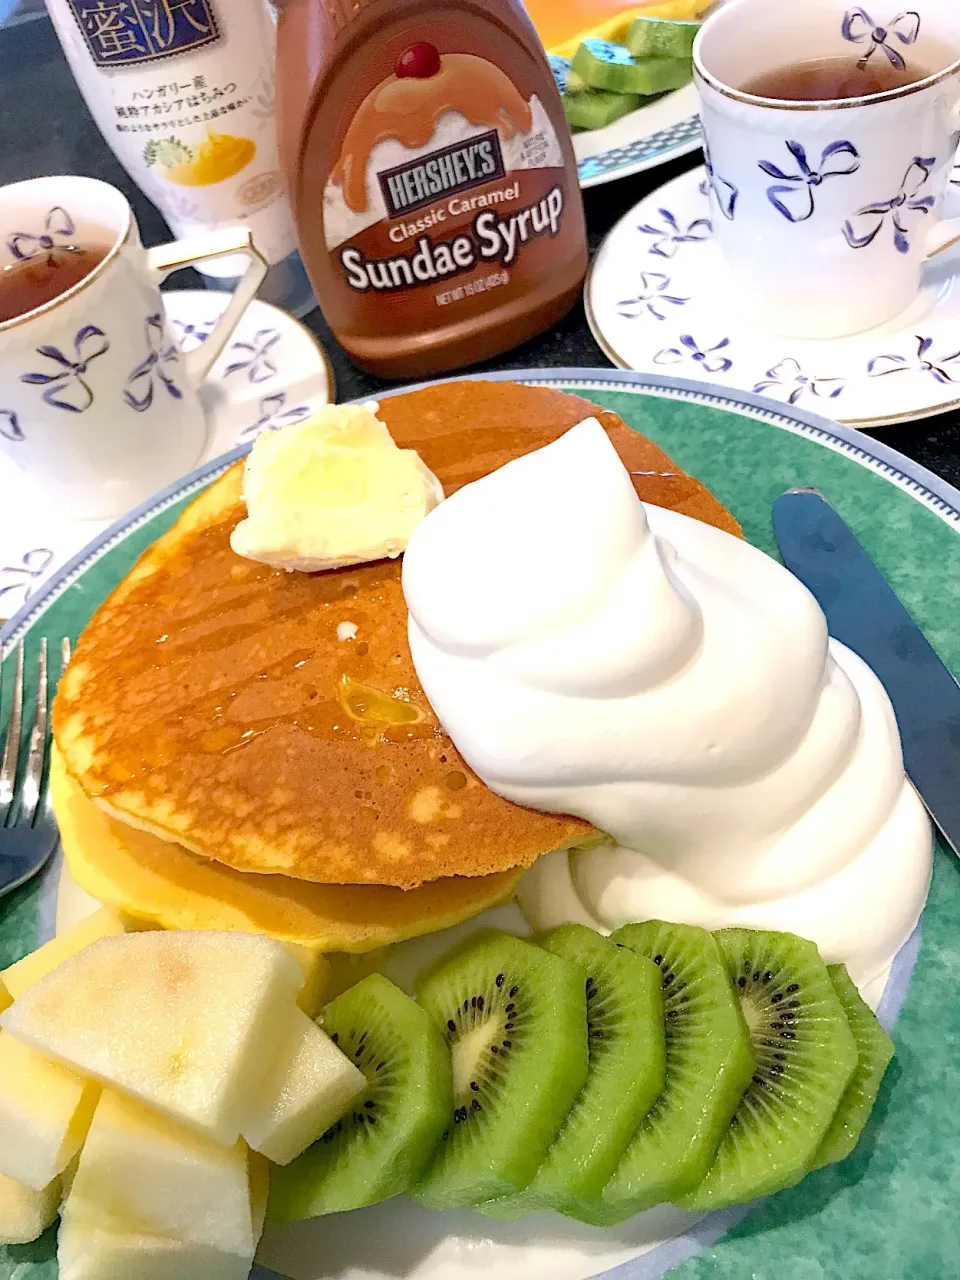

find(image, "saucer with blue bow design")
[0,288,333,622]
[586,158,960,429]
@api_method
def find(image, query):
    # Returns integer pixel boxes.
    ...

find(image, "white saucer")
[0,289,333,620]
[587,161,960,430]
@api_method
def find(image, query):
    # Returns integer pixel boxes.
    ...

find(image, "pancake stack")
[51,381,742,963]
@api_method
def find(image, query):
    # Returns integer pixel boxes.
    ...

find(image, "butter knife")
[772,486,960,859]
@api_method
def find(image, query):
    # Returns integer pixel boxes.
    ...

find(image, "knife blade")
[772,486,960,859]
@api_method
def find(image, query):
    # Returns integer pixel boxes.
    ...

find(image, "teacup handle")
[146,226,268,384]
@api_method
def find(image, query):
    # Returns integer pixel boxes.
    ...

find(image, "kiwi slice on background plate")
[412,932,588,1209]
[564,87,641,132]
[584,921,754,1226]
[813,964,894,1170]
[267,974,451,1220]
[679,930,858,1211]
[626,16,700,60]
[572,39,692,97]
[481,924,666,1220]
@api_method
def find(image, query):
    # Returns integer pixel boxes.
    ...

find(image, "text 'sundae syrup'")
[277,0,589,378]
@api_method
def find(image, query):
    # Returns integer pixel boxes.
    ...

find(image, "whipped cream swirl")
[403,420,932,988]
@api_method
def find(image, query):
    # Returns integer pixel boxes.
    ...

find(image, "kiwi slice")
[267,974,451,1220]
[411,931,588,1209]
[626,16,700,60]
[584,921,753,1226]
[678,930,859,1211]
[572,39,692,96]
[482,924,666,1220]
[563,87,641,132]
[813,964,894,1170]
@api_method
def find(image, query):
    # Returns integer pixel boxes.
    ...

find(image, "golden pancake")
[54,381,742,889]
[51,746,523,953]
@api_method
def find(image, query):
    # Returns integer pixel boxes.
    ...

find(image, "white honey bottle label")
[46,0,298,269]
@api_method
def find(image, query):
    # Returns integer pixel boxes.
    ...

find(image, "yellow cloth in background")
[548,0,710,57]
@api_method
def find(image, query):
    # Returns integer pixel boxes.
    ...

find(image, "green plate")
[2,370,958,1279]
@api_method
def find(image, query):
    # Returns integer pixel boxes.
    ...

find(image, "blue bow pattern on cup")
[842,8,921,71]
[843,156,936,253]
[124,315,183,412]
[6,206,79,262]
[0,409,23,443]
[617,273,689,322]
[760,141,861,223]
[703,139,739,221]
[20,324,110,413]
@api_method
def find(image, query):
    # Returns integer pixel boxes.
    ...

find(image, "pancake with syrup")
[54,381,742,890]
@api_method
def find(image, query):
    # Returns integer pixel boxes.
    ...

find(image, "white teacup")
[0,176,267,519]
[694,0,960,339]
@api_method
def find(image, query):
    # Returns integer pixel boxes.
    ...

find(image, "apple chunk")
[243,1007,366,1165]
[1,930,302,1143]
[67,1089,256,1255]
[0,908,126,1002]
[0,1032,99,1190]
[58,1214,254,1280]
[0,1171,60,1245]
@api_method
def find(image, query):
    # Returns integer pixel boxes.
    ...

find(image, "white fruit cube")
[1,930,302,1143]
[67,1089,255,1255]
[0,1032,99,1190]
[1,908,126,1001]
[58,1212,253,1280]
[0,1171,60,1245]
[242,1007,366,1165]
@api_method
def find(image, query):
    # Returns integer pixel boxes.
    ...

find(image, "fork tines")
[0,636,71,829]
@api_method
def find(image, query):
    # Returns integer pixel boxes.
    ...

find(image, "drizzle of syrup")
[338,675,430,746]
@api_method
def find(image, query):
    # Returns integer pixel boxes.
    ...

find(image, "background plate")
[2,370,959,1278]
[574,85,701,188]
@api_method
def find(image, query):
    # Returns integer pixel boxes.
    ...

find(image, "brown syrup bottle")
[277,0,588,378]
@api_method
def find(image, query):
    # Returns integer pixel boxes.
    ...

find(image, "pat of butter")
[231,403,444,573]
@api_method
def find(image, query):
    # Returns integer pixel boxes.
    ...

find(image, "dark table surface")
[4,14,960,489]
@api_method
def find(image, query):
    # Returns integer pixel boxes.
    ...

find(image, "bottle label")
[323,46,570,309]
[48,0,298,268]
[64,0,222,68]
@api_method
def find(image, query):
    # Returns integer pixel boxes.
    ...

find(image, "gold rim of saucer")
[0,207,134,334]
[694,55,960,112]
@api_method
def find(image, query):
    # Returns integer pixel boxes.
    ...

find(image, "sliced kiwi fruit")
[267,974,451,1220]
[572,38,692,97]
[678,930,859,1211]
[563,87,641,132]
[626,16,700,60]
[411,931,588,1209]
[584,921,754,1226]
[813,964,894,1170]
[481,924,666,1220]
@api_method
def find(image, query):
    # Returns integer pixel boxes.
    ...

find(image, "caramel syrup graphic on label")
[331,46,534,213]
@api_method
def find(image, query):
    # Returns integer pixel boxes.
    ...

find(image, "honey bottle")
[277,0,589,378]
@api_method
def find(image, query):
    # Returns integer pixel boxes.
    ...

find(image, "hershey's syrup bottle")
[277,0,588,377]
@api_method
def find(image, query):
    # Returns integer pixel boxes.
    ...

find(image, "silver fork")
[0,636,69,898]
